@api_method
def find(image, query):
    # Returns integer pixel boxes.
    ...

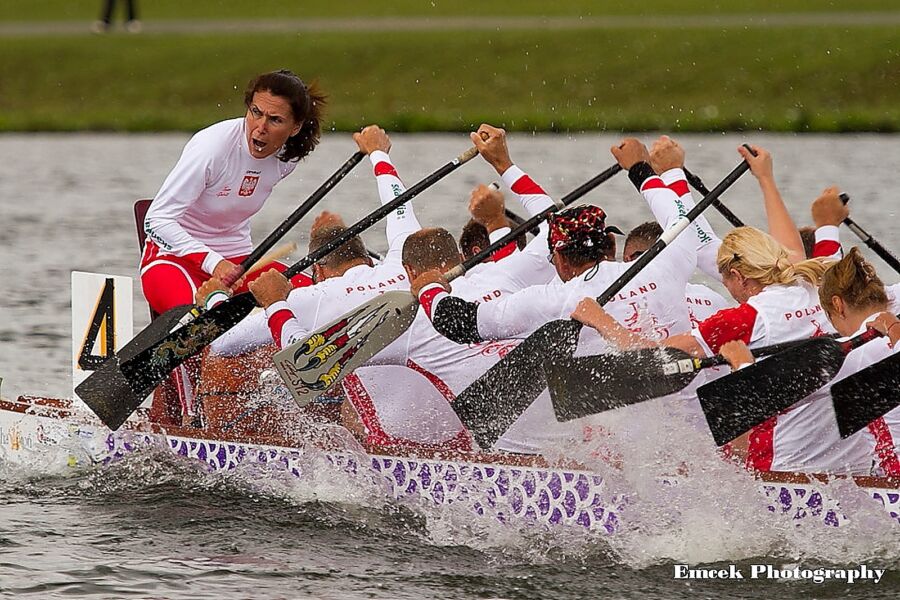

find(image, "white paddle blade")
[273,290,419,407]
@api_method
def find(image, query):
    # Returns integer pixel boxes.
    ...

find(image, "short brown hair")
[402,228,461,272]
[819,246,887,316]
[308,225,369,270]
[459,218,526,259]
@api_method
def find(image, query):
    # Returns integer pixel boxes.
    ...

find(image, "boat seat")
[133,198,159,320]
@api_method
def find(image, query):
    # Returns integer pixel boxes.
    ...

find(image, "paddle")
[546,337,819,422]
[452,157,754,449]
[76,146,479,430]
[108,151,366,365]
[683,168,745,228]
[273,163,625,407]
[696,325,889,446]
[839,193,900,275]
[832,351,900,439]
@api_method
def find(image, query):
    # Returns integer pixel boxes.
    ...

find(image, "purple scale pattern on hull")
[85,428,900,532]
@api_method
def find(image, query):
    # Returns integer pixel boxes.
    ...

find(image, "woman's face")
[245,90,302,159]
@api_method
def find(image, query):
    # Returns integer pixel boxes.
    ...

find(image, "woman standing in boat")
[141,69,324,315]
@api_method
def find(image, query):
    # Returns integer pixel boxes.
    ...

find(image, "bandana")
[548,205,624,252]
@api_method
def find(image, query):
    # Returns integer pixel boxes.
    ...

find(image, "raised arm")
[810,186,848,259]
[353,126,422,263]
[652,136,723,280]
[738,144,805,262]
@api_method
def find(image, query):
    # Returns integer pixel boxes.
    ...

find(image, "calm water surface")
[0,133,898,599]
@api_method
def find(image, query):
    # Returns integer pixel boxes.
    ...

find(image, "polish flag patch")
[239,175,259,197]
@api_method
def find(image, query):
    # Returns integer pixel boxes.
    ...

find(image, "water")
[1,133,899,598]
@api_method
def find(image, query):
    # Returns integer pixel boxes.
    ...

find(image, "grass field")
[1,3,898,133]
[4,1,897,21]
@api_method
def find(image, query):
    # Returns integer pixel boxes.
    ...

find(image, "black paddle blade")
[452,319,582,449]
[74,356,145,431]
[832,352,900,439]
[698,337,847,446]
[115,304,196,362]
[75,292,258,429]
[547,347,698,422]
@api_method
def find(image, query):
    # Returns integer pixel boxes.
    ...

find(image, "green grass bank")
[1,23,898,133]
[5,0,897,21]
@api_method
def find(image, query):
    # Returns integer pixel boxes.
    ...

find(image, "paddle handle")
[446,163,624,282]
[285,146,479,279]
[594,158,751,308]
[683,167,744,227]
[223,151,366,286]
[839,193,900,275]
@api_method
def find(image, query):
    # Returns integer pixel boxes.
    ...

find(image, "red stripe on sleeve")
[490,241,517,262]
[813,240,842,259]
[418,286,447,320]
[267,308,294,348]
[697,303,758,354]
[374,161,399,178]
[510,174,546,196]
[667,180,690,197]
[640,177,667,191]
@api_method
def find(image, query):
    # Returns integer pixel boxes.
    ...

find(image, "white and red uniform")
[210,150,421,356]
[684,282,732,328]
[689,281,837,469]
[266,166,559,448]
[140,118,308,314]
[420,165,700,454]
[767,316,900,475]
[811,225,843,260]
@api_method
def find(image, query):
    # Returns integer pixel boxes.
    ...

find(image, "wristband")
[204,290,230,309]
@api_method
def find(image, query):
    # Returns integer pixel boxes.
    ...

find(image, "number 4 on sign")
[71,272,133,396]
[77,277,116,370]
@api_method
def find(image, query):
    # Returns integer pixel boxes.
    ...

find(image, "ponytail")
[717,226,830,287]
[818,246,887,314]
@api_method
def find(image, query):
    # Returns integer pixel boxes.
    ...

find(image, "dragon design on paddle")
[149,320,221,368]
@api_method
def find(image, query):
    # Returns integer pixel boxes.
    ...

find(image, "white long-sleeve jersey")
[769,315,900,475]
[144,118,299,274]
[263,167,559,446]
[210,151,420,355]
[425,165,699,349]
[421,166,701,454]
[660,168,722,281]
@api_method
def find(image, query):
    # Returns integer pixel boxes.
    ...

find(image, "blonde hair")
[716,226,830,287]
[818,246,887,315]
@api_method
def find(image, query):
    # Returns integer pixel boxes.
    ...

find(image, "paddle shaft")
[225,152,366,285]
[839,193,900,275]
[504,209,541,236]
[683,167,745,228]
[282,146,478,280]
[444,163,624,282]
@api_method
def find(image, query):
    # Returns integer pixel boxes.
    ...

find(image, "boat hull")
[1,395,897,533]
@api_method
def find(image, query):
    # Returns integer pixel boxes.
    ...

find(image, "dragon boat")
[1,381,898,534]
[2,269,897,535]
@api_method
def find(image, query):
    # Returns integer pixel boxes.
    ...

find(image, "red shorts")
[140,241,312,314]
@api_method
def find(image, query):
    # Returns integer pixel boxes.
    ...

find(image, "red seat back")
[133,199,159,320]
